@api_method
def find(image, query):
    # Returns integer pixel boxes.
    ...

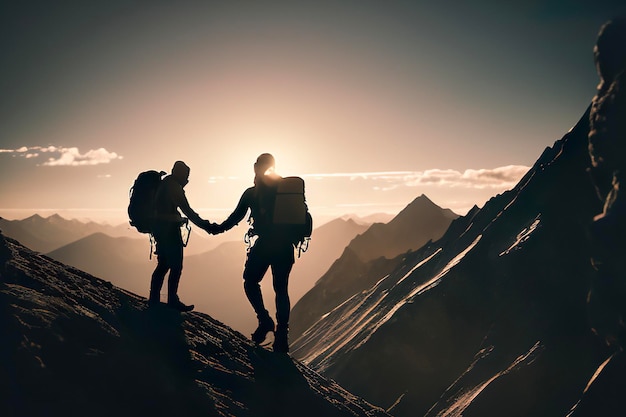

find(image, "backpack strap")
[149,234,156,260]
[296,237,310,258]
[181,219,191,247]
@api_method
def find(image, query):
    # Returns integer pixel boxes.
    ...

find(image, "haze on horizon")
[2,1,625,225]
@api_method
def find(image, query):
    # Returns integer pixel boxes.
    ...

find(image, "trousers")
[243,236,294,328]
[150,225,184,302]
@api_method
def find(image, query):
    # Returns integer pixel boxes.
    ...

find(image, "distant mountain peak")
[390,194,456,227]
[25,213,45,221]
[409,193,436,207]
[47,213,68,224]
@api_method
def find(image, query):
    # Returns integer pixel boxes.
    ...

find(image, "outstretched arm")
[216,188,253,233]
[170,184,209,228]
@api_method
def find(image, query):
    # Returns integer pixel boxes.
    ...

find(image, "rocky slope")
[290,107,626,417]
[290,196,457,339]
[0,232,389,417]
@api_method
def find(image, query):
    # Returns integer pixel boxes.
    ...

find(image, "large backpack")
[128,170,165,234]
[271,176,313,254]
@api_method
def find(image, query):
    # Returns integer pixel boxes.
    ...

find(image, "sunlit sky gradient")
[2,1,626,225]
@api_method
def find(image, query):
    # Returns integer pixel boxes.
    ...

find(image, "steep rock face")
[291,108,626,417]
[290,196,457,339]
[291,217,371,301]
[290,248,402,339]
[0,233,390,417]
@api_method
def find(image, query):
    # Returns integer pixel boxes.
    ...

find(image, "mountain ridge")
[0,214,139,253]
[0,231,390,417]
[290,196,458,338]
[290,107,626,417]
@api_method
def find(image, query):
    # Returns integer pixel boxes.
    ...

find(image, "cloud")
[43,147,123,166]
[302,165,530,190]
[0,146,123,166]
[208,176,240,184]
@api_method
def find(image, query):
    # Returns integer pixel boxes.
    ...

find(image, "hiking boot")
[167,298,194,312]
[273,327,289,353]
[272,330,289,353]
[148,292,160,307]
[251,316,275,345]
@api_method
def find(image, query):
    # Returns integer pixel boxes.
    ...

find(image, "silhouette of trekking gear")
[252,316,275,345]
[246,176,313,257]
[129,170,193,259]
[128,170,165,234]
[273,327,289,353]
[167,297,194,312]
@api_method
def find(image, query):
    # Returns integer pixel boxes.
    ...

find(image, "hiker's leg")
[150,253,169,302]
[270,244,294,353]
[271,261,293,329]
[244,246,275,343]
[243,248,271,319]
[166,243,184,303]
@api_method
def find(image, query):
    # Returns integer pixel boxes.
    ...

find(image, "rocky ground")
[0,232,389,417]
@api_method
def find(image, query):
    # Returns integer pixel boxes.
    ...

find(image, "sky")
[2,1,626,226]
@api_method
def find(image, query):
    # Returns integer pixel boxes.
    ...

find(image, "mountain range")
[290,195,458,338]
[3,103,626,416]
[16,213,373,335]
[35,199,454,337]
[0,214,134,253]
[0,231,390,417]
[0,213,248,256]
[289,107,626,416]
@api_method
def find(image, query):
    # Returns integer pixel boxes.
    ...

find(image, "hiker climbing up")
[213,153,312,353]
[147,161,215,312]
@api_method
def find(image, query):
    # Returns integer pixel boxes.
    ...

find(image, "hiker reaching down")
[213,153,311,353]
[150,161,215,312]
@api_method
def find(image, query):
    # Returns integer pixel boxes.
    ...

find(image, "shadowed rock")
[0,232,389,417]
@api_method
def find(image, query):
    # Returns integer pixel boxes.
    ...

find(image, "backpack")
[246,176,313,255]
[271,176,313,255]
[128,170,165,234]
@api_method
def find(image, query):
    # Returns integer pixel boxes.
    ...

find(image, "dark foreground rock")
[0,232,389,417]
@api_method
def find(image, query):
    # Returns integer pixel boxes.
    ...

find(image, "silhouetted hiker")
[587,17,626,347]
[214,154,309,353]
[150,161,215,312]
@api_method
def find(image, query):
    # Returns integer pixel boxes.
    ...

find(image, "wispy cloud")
[43,147,123,166]
[0,146,123,166]
[302,165,530,190]
[208,176,240,184]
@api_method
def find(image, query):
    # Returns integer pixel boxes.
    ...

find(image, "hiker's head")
[172,160,190,187]
[253,153,277,186]
[254,153,275,176]
[594,17,626,89]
